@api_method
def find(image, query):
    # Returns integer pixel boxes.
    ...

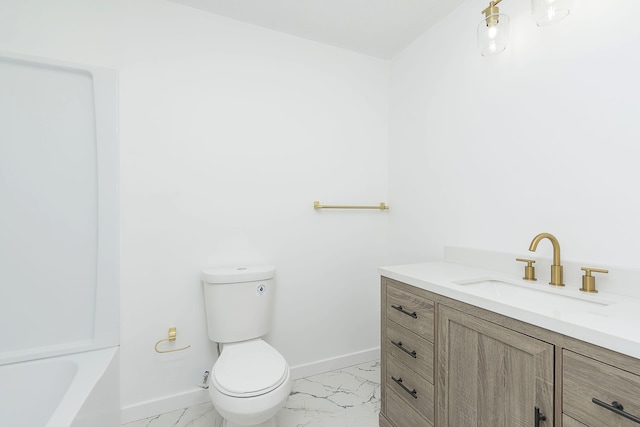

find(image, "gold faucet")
[528,233,564,287]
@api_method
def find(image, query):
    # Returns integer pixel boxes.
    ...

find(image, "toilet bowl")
[201,266,291,427]
[209,339,292,427]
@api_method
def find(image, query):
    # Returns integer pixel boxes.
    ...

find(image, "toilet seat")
[212,339,288,398]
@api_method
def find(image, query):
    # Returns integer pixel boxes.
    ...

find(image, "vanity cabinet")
[380,276,640,427]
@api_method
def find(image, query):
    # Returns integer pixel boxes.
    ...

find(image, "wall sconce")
[477,0,572,56]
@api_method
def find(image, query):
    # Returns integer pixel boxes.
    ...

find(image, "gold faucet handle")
[580,267,609,293]
[516,258,537,281]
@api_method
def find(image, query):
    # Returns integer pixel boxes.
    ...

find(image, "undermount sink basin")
[452,278,613,315]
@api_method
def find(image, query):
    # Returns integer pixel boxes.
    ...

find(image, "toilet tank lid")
[201,265,275,284]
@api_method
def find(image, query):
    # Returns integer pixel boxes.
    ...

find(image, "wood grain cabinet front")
[386,318,433,380]
[381,279,435,427]
[386,387,430,427]
[437,304,555,427]
[386,354,434,423]
[386,282,434,341]
[563,350,640,426]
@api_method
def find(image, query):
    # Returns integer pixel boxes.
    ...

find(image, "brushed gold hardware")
[528,233,564,286]
[314,200,389,210]
[580,267,609,293]
[481,0,504,27]
[516,258,537,281]
[154,327,191,354]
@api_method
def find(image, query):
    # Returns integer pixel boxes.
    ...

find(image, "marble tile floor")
[122,359,380,427]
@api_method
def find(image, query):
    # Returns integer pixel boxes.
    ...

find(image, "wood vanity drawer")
[564,350,640,426]
[386,319,433,383]
[386,354,434,423]
[386,388,432,427]
[386,284,434,341]
[562,414,588,427]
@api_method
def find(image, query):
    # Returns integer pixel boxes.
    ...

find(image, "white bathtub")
[0,347,120,427]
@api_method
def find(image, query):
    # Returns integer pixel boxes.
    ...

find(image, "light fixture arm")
[482,0,504,12]
[481,0,505,26]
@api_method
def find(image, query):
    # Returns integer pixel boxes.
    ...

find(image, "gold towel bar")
[314,201,389,210]
[155,327,191,354]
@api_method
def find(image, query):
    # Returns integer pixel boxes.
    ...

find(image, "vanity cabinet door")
[437,305,555,427]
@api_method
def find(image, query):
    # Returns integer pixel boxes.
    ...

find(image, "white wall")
[0,0,389,418]
[389,0,640,270]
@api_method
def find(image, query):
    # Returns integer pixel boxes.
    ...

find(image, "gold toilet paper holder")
[154,327,191,353]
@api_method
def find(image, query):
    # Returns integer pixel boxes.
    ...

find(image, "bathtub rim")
[47,346,120,427]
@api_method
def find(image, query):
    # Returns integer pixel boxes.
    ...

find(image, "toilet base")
[222,416,277,427]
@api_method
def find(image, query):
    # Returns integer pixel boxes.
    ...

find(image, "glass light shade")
[531,0,571,26]
[477,14,509,57]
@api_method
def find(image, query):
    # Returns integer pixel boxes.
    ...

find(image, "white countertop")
[380,262,640,359]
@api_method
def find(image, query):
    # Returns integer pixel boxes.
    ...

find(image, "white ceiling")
[170,0,467,59]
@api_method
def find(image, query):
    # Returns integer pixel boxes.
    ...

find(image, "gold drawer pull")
[592,398,640,424]
[391,340,417,358]
[391,304,417,319]
[391,376,418,399]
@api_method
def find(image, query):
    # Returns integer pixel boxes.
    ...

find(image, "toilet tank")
[201,266,276,343]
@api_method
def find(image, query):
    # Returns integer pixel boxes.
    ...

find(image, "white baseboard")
[289,347,380,380]
[119,388,210,425]
[119,347,381,424]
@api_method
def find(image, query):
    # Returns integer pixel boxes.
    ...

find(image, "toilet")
[201,266,292,427]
